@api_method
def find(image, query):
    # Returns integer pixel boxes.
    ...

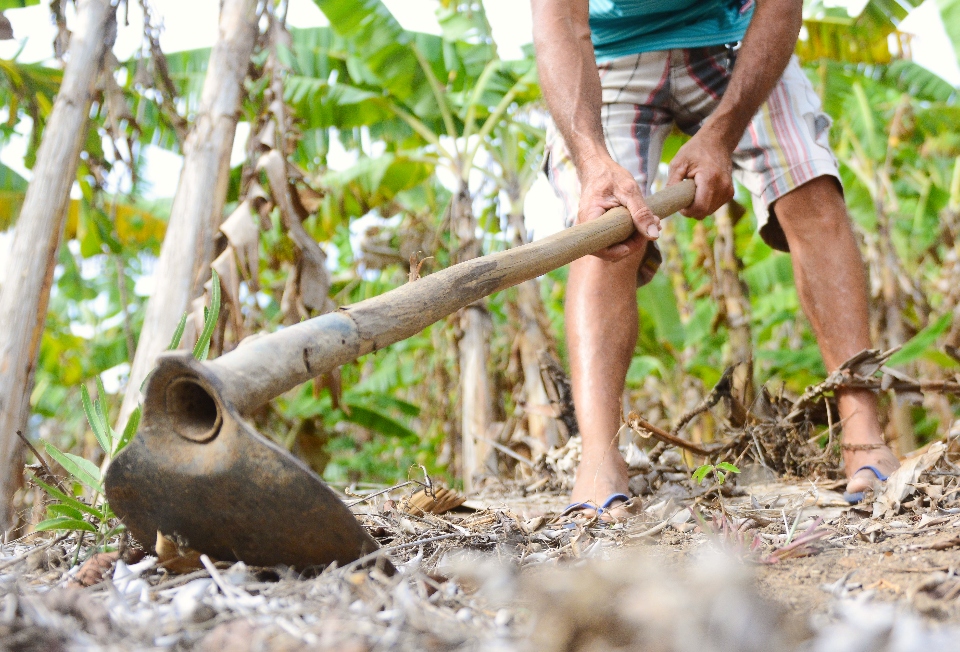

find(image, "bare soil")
[5,436,960,651]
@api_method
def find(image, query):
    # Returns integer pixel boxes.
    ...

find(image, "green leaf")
[193,270,221,361]
[887,314,953,367]
[47,503,87,522]
[692,464,714,484]
[716,462,741,474]
[114,406,141,455]
[637,273,685,350]
[94,376,118,453]
[168,313,188,350]
[80,385,111,456]
[34,516,97,533]
[626,355,665,385]
[30,476,103,519]
[343,404,417,440]
[42,442,102,492]
[0,0,40,8]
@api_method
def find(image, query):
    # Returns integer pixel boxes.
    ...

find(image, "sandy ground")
[4,438,960,651]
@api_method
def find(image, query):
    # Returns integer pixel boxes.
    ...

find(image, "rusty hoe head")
[104,350,380,570]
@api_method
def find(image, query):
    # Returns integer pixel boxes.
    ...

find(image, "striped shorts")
[544,46,840,285]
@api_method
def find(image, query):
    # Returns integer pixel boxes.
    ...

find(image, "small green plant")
[29,272,221,553]
[692,461,741,486]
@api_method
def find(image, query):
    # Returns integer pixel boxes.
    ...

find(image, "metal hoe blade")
[105,354,379,569]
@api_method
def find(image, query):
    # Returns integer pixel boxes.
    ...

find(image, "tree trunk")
[506,197,562,454]
[0,0,115,530]
[459,304,494,490]
[515,280,561,450]
[453,184,493,492]
[119,0,259,426]
[713,202,754,407]
[875,203,915,454]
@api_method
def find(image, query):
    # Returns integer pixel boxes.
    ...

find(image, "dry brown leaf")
[156,531,205,574]
[255,120,276,152]
[259,150,335,316]
[873,441,945,518]
[296,184,324,214]
[69,551,119,587]
[220,201,260,290]
[0,13,14,40]
[401,487,467,517]
[314,368,343,411]
[290,419,331,477]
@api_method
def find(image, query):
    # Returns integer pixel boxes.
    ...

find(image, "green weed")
[692,461,741,486]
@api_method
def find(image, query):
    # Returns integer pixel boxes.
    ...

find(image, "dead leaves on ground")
[156,531,205,574]
[399,487,466,517]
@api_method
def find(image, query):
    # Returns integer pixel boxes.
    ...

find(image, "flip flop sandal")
[843,465,889,504]
[559,493,630,521]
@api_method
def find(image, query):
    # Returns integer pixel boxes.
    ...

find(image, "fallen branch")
[671,365,735,435]
[626,413,724,457]
[786,347,960,423]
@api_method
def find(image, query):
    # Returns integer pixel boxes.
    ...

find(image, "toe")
[845,468,883,496]
[602,497,642,522]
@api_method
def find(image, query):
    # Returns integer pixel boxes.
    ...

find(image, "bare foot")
[834,389,900,498]
[566,446,639,521]
[842,440,900,496]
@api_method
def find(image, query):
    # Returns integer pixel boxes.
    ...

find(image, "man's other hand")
[667,132,735,219]
[578,156,660,262]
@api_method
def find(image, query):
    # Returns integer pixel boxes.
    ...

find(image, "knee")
[773,176,851,244]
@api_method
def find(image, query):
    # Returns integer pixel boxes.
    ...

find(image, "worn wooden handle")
[206,180,696,411]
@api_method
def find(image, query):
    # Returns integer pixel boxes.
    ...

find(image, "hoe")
[104,180,696,569]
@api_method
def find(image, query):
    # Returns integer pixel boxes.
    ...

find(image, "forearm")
[531,0,608,170]
[700,0,803,152]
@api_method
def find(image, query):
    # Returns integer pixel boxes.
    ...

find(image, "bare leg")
[565,247,646,517]
[772,176,899,493]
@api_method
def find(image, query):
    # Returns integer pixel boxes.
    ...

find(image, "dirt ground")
[477,473,960,623]
[4,435,960,651]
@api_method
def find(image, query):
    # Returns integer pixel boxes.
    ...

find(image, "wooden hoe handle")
[205,179,697,411]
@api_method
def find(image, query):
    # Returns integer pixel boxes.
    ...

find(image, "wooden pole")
[0,0,115,530]
[118,0,259,427]
[202,181,696,413]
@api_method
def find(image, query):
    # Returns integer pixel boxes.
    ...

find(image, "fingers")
[669,135,735,219]
[577,159,659,240]
[667,158,689,187]
[681,169,734,218]
[593,231,647,262]
[621,191,660,240]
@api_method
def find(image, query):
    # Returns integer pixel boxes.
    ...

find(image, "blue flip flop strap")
[843,465,890,504]
[561,493,630,516]
[561,501,598,516]
[596,493,630,515]
[854,465,889,481]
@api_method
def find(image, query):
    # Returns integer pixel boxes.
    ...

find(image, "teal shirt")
[589,0,755,62]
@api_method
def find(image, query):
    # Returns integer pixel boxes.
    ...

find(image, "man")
[530,0,900,517]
